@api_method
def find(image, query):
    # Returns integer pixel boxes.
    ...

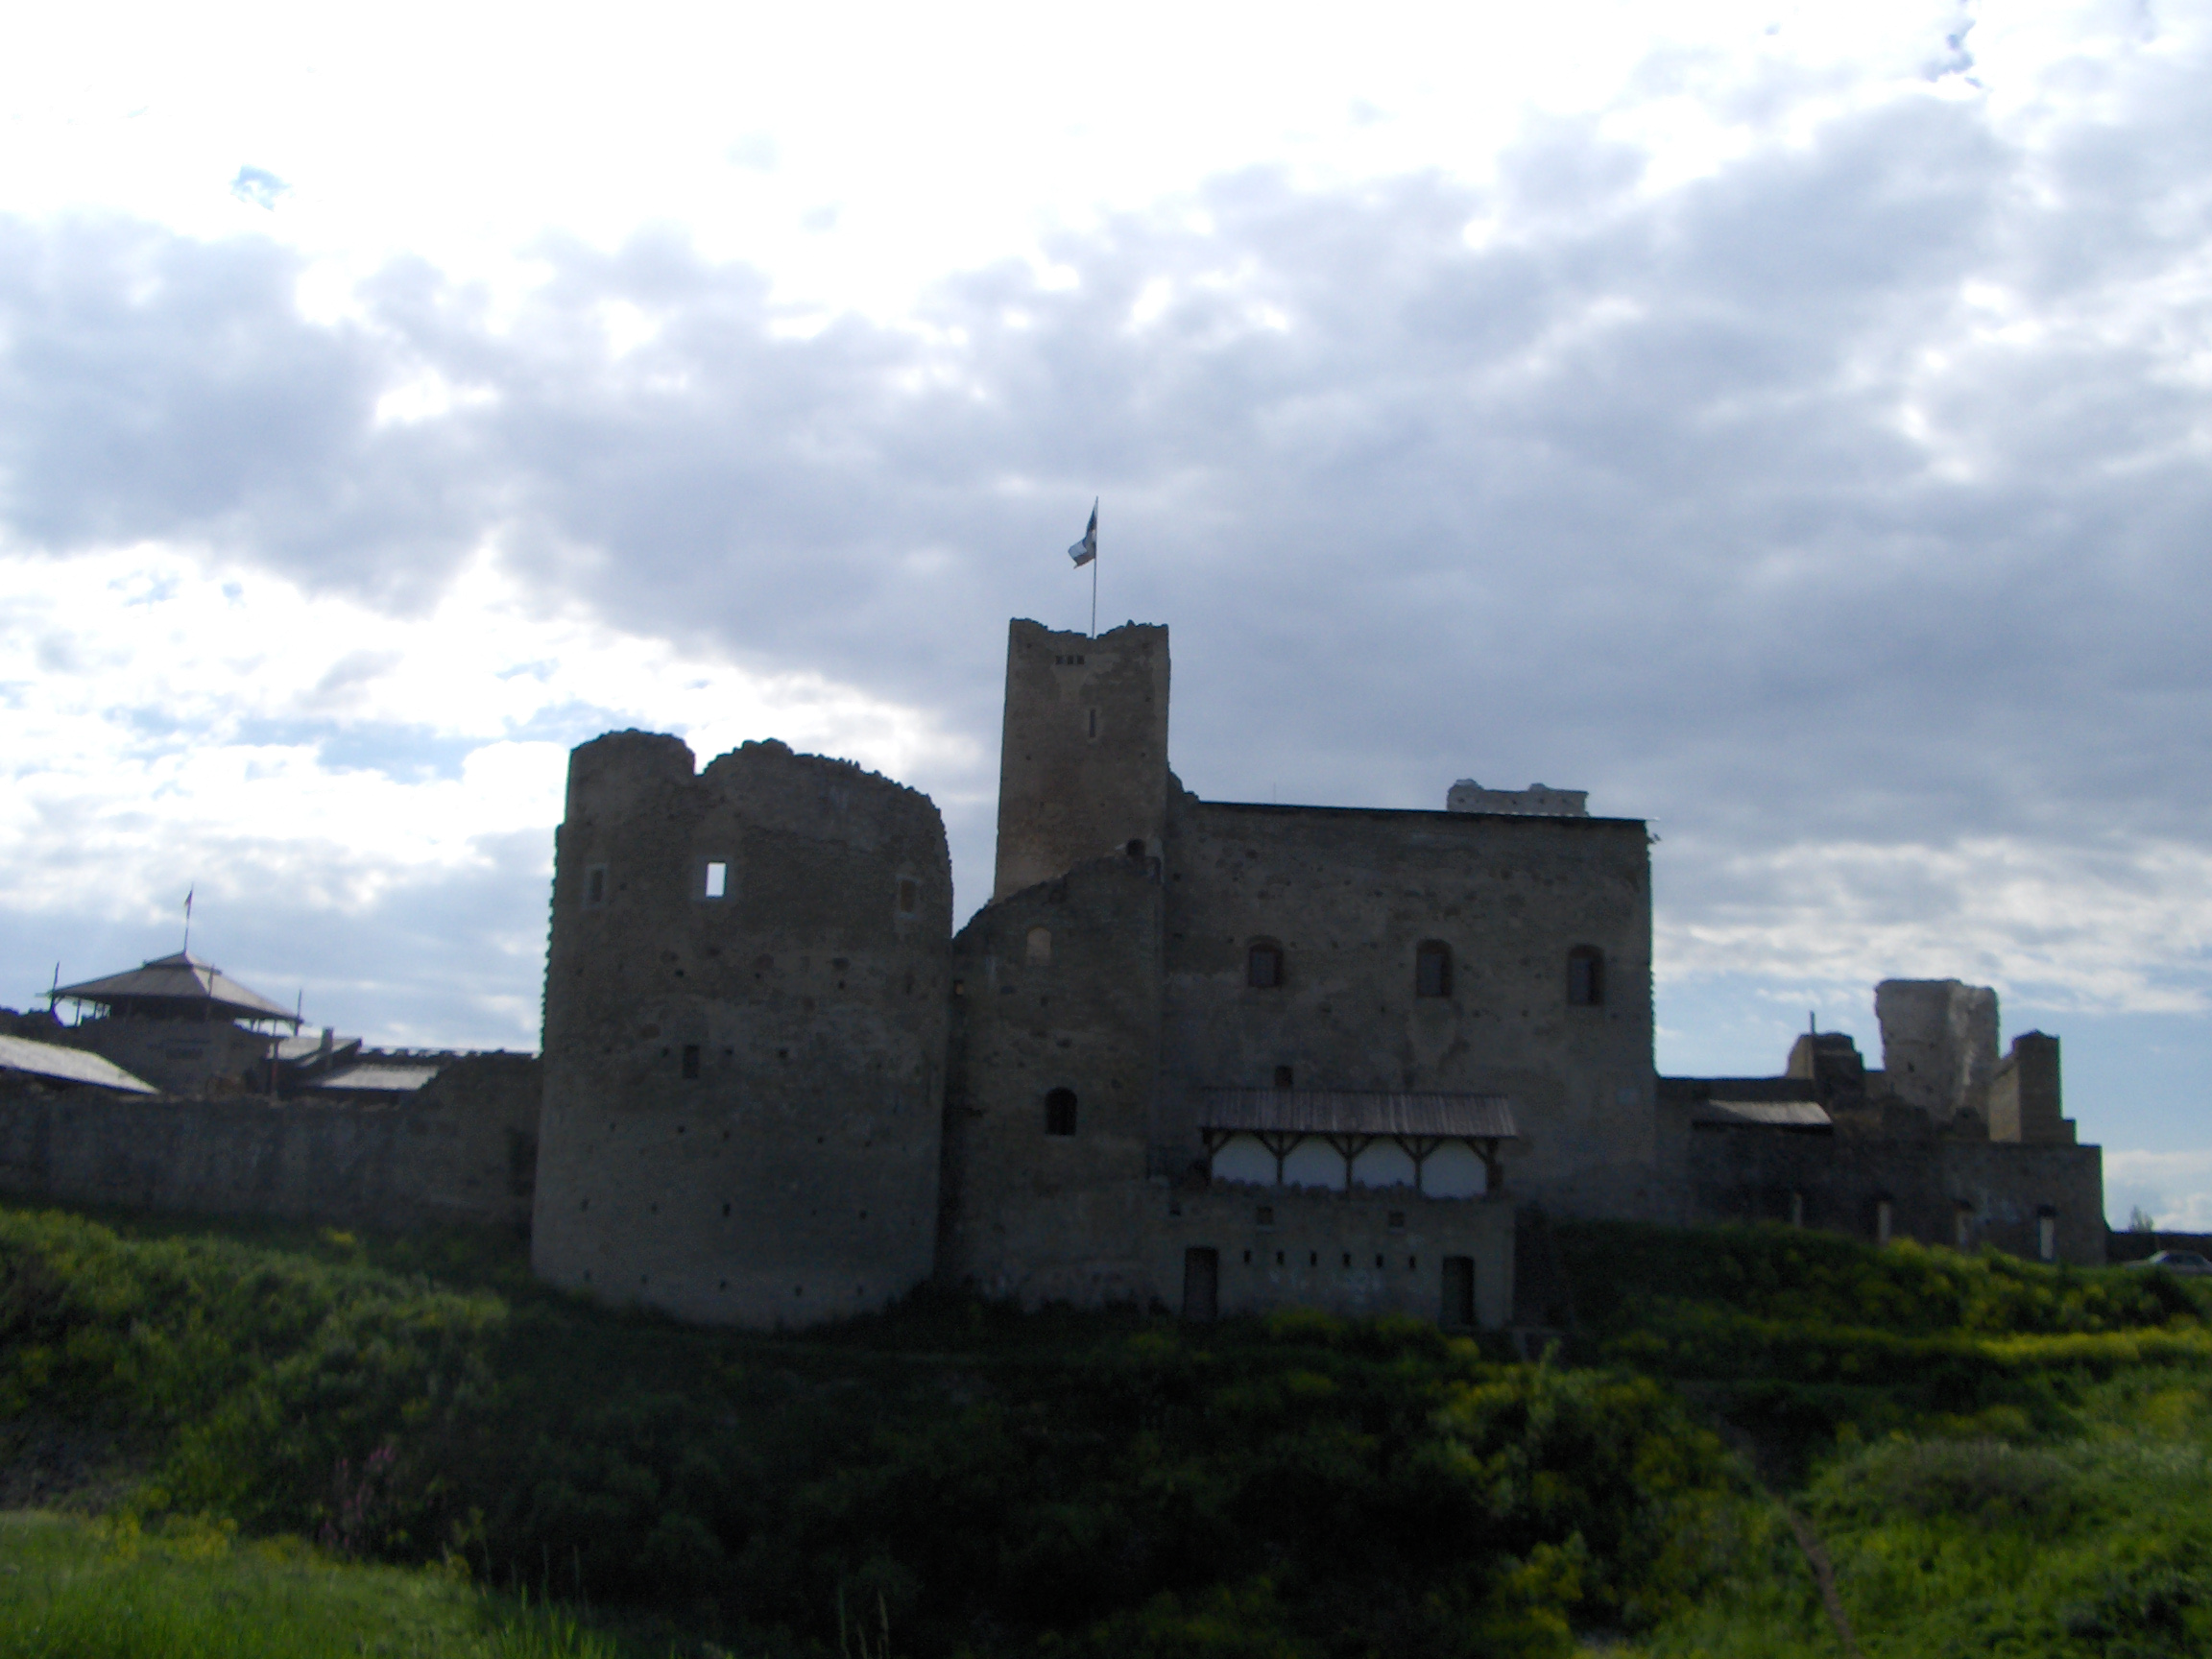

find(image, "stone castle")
[524,617,2104,1328]
[0,615,2106,1325]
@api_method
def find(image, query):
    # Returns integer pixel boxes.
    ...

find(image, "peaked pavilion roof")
[51,951,301,1027]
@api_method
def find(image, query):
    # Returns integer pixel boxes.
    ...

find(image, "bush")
[0,1205,1751,1657]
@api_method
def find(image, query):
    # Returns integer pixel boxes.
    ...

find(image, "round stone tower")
[532,730,951,1327]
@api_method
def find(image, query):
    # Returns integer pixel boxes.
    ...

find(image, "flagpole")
[1091,539,1098,638]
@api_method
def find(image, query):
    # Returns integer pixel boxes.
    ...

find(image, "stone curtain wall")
[939,854,1165,1305]
[1157,790,1659,1220]
[1157,1186,1516,1327]
[533,733,952,1328]
[1676,1118,2106,1265]
[0,1054,541,1231]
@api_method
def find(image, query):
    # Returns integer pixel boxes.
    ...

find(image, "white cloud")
[0,542,978,933]
[2105,1150,2212,1233]
[0,0,2207,1128]
[1656,833,2212,1015]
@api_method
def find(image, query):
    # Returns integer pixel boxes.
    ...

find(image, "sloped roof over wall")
[1197,1089,1518,1140]
[0,1035,157,1094]
[1689,1100,1833,1129]
[52,952,300,1026]
[313,1063,444,1094]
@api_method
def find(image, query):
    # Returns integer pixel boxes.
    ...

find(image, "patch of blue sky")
[225,717,481,782]
[501,699,661,747]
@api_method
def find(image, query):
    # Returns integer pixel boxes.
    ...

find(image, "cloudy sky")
[2,0,2205,1222]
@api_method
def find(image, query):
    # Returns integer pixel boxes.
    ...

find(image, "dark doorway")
[1416,940,1453,998]
[1441,1256,1476,1329]
[1182,1247,1219,1322]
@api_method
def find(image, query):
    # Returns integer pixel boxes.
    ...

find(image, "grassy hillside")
[3,1204,2209,1657]
[0,1510,632,1659]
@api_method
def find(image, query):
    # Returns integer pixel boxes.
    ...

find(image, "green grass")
[8,1203,2212,1657]
[0,1510,637,1658]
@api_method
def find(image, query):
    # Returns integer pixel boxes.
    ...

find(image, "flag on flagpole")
[1068,499,1097,566]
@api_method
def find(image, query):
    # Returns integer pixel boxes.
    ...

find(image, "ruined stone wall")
[993,620,1170,900]
[1155,1186,1516,1327]
[53,1017,277,1096]
[1988,1033,2070,1144]
[939,855,1162,1305]
[0,1054,541,1231]
[1876,980,2000,1124]
[1157,792,1659,1219]
[1674,1115,2104,1265]
[533,733,951,1328]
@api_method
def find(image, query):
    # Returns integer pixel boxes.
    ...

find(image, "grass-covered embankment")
[0,1204,1758,1656]
[1557,1222,2212,1657]
[5,1202,2212,1656]
[0,1509,626,1659]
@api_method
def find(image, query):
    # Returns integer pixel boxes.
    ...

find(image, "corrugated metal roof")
[1691,1100,1833,1129]
[1198,1089,1517,1139]
[312,1064,442,1094]
[275,1033,362,1063]
[52,952,298,1024]
[0,1035,157,1094]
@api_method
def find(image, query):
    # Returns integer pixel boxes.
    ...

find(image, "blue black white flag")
[1068,499,1097,566]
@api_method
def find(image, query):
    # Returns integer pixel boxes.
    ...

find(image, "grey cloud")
[4,68,2210,1030]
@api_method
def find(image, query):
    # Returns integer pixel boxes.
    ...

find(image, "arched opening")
[1415,940,1453,998]
[1045,1088,1078,1137]
[1567,945,1605,1006]
[1247,940,1283,989]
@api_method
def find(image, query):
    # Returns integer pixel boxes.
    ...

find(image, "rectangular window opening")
[1441,1256,1476,1329]
[704,862,728,900]
[585,865,607,906]
[681,1045,701,1079]
[1181,1247,1218,1322]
